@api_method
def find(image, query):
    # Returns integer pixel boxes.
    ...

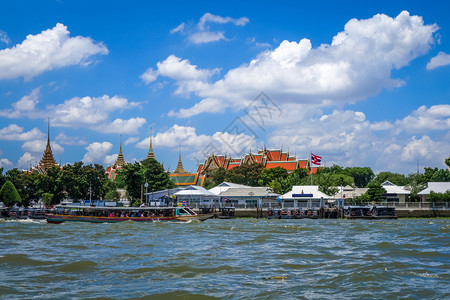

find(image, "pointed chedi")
[39,119,57,170]
[113,136,126,168]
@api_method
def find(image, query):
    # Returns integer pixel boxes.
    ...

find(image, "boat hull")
[46,213,214,224]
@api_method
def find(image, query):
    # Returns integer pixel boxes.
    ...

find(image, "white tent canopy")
[174,185,220,200]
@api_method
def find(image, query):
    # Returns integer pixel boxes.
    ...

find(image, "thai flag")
[311,153,322,165]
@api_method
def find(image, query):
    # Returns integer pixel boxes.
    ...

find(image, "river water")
[0,218,449,299]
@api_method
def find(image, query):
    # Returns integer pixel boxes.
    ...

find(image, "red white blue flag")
[311,153,322,165]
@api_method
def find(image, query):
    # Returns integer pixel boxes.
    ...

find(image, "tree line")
[0,158,173,207]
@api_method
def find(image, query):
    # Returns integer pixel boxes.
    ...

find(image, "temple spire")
[39,118,57,170]
[173,147,186,174]
[113,136,126,168]
[146,127,156,160]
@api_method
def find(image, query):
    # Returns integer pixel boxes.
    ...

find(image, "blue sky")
[0,0,449,174]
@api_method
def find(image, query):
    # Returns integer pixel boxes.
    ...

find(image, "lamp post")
[144,182,149,206]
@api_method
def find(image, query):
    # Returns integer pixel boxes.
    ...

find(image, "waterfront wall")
[200,208,450,218]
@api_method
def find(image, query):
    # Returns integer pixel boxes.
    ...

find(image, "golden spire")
[39,118,57,170]
[146,127,156,160]
[173,148,186,174]
[113,136,126,168]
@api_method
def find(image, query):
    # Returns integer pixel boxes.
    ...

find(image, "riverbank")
[202,208,450,218]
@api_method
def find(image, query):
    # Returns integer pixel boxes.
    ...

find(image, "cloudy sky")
[0,0,449,174]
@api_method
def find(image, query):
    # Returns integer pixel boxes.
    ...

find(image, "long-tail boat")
[45,205,214,224]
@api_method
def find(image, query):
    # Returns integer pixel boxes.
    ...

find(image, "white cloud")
[0,124,45,141]
[140,67,158,84]
[141,55,219,96]
[136,124,257,161]
[427,51,450,70]
[55,133,88,146]
[170,22,185,34]
[170,13,249,45]
[0,30,11,45]
[18,152,39,169]
[22,139,64,154]
[98,117,147,134]
[0,158,13,168]
[0,87,40,118]
[0,23,108,80]
[168,98,223,118]
[160,11,438,117]
[82,142,113,164]
[197,13,249,30]
[124,137,139,146]
[395,104,450,132]
[189,31,226,44]
[48,95,143,133]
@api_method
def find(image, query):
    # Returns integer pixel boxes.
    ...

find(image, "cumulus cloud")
[48,95,144,134]
[0,87,41,118]
[136,124,257,161]
[18,152,39,169]
[82,142,113,164]
[55,133,88,146]
[158,11,438,117]
[141,55,219,95]
[0,124,45,141]
[427,51,450,70]
[395,104,450,132]
[22,139,64,154]
[0,158,13,168]
[0,23,108,80]
[124,137,139,146]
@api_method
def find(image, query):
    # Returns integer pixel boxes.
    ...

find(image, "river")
[0,218,449,299]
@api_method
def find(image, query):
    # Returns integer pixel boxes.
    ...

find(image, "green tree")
[227,163,264,186]
[428,191,450,202]
[446,157,450,168]
[268,168,309,194]
[41,193,54,207]
[365,182,387,203]
[0,167,5,188]
[344,167,375,188]
[35,166,64,204]
[405,173,426,202]
[141,158,174,192]
[202,178,216,190]
[61,162,86,201]
[104,189,121,201]
[119,162,144,202]
[0,181,22,207]
[372,172,408,186]
[429,169,450,182]
[207,167,229,186]
[83,164,108,200]
[259,167,288,186]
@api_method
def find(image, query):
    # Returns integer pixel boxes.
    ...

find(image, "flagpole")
[310,152,313,185]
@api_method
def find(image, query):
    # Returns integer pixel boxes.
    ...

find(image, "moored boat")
[344,205,397,219]
[45,205,214,224]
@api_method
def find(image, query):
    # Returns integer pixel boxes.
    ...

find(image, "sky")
[0,0,449,175]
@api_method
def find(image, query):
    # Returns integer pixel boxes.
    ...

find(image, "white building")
[281,185,330,208]
[381,181,410,203]
[418,182,450,202]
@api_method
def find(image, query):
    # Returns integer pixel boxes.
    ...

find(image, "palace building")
[197,147,314,176]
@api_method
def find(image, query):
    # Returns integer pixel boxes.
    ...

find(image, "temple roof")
[113,138,126,168]
[173,150,186,174]
[146,128,156,160]
[39,120,57,170]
